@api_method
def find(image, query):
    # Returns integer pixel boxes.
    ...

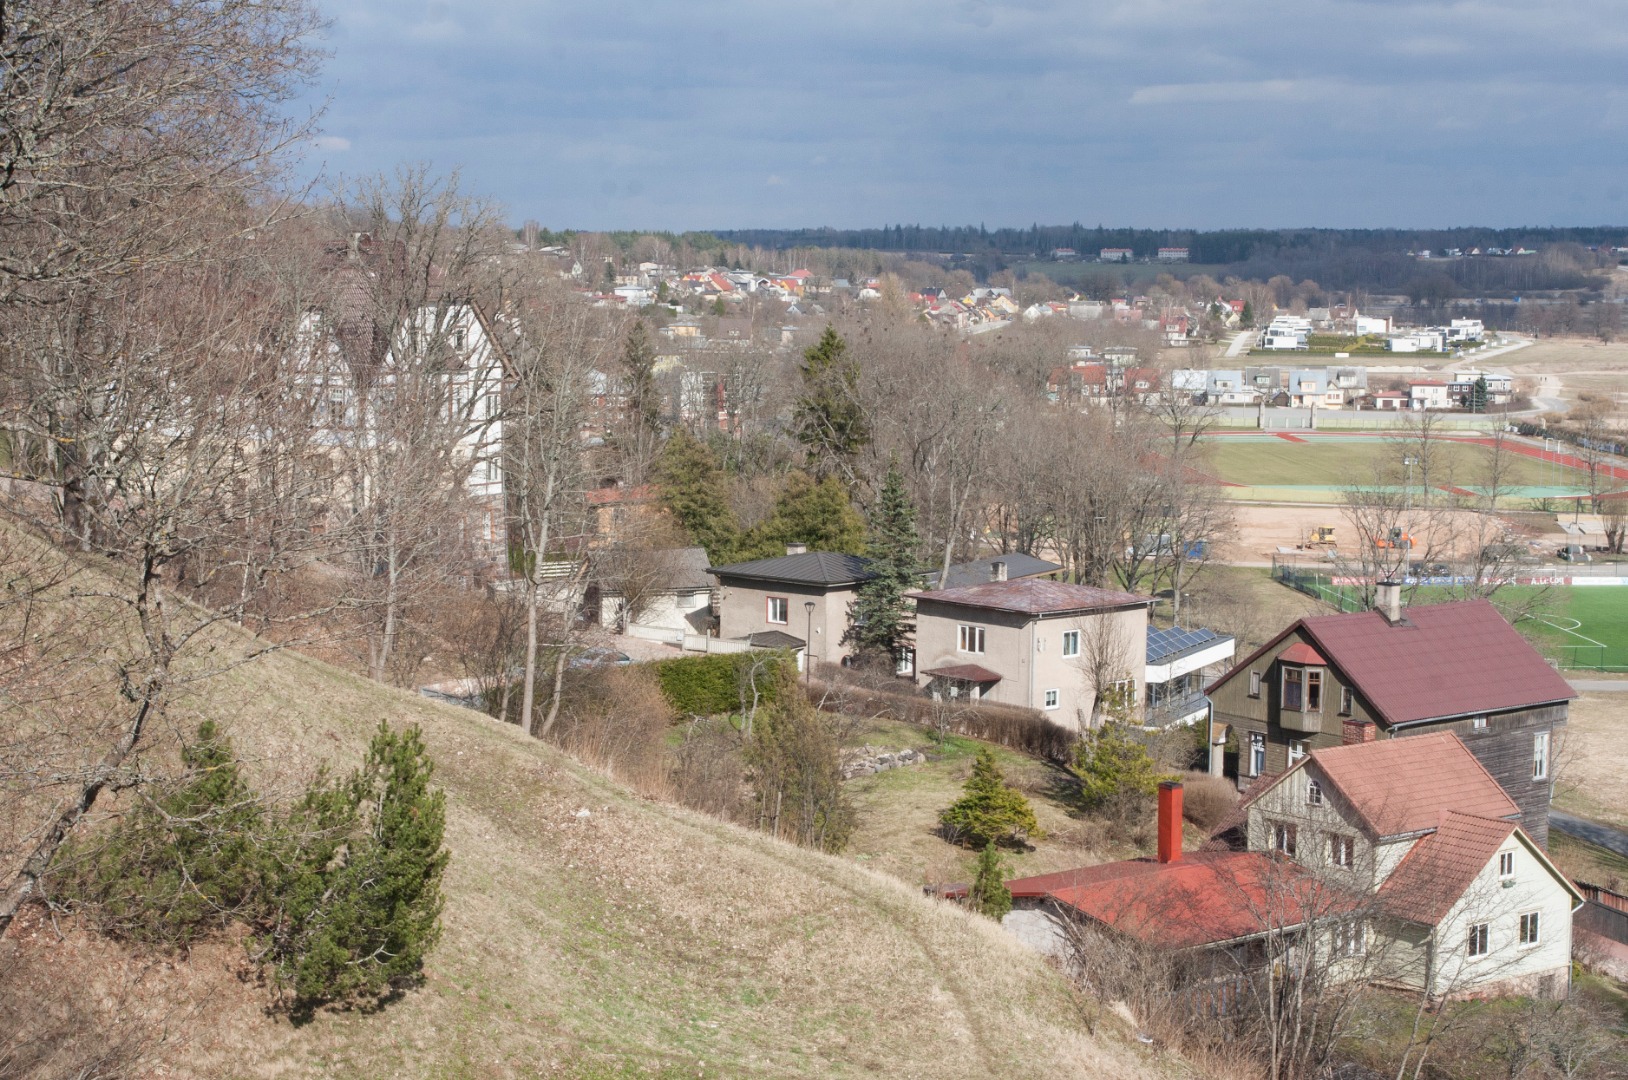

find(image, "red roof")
[919,663,1003,683]
[1307,732,1518,837]
[1377,812,1517,925]
[1210,599,1575,727]
[1277,642,1327,665]
[1006,852,1352,949]
[586,483,658,506]
[908,578,1148,616]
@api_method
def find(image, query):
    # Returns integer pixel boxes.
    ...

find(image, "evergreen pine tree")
[1470,375,1489,413]
[734,472,865,560]
[844,461,918,666]
[1072,723,1177,809]
[654,428,740,562]
[1240,300,1255,328]
[968,842,1012,920]
[793,326,869,479]
[939,748,1041,849]
[623,320,660,437]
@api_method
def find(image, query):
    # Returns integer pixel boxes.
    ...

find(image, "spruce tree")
[1072,723,1177,809]
[654,428,740,562]
[844,461,919,667]
[734,472,866,560]
[793,326,869,479]
[968,842,1012,920]
[939,748,1041,849]
[623,320,660,439]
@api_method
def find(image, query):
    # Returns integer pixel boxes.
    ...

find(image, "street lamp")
[1402,455,1417,512]
[804,601,816,684]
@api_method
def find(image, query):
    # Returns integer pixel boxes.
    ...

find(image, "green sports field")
[1279,578,1628,671]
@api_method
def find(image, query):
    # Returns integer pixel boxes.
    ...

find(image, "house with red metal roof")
[906,570,1151,727]
[1233,734,1583,998]
[1204,593,1574,846]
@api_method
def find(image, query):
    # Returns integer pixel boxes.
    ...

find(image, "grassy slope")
[17,629,1178,1079]
[1554,691,1628,832]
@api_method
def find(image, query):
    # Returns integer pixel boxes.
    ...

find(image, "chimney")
[785,542,807,556]
[1156,781,1183,864]
[1342,717,1377,745]
[1375,580,1402,625]
[990,559,1008,583]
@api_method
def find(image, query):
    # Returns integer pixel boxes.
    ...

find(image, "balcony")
[1278,707,1323,734]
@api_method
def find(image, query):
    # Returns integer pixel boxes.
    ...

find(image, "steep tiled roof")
[909,578,1148,616]
[1377,812,1517,925]
[1006,851,1352,949]
[708,551,875,586]
[1209,599,1575,727]
[1309,733,1519,838]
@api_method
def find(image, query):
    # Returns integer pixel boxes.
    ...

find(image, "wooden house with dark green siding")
[1205,586,1575,847]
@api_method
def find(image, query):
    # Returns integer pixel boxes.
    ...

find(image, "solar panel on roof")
[1145,626,1223,663]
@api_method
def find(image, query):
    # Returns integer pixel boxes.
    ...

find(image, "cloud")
[312,134,351,151]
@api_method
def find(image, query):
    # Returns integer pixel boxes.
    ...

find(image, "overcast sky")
[295,1,1628,232]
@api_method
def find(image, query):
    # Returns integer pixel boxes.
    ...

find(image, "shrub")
[655,650,792,717]
[940,748,1041,849]
[746,668,854,853]
[968,842,1012,921]
[1179,770,1239,832]
[809,674,1075,763]
[1073,723,1178,811]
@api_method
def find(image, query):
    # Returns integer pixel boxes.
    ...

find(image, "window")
[1328,834,1353,868]
[958,625,985,654]
[1044,689,1060,710]
[1288,740,1308,765]
[1472,716,1488,730]
[1061,630,1080,658]
[1519,912,1540,946]
[1533,732,1550,781]
[1499,851,1515,878]
[1307,778,1324,806]
[1306,669,1322,712]
[1332,920,1365,958]
[1339,687,1354,716]
[1283,667,1303,710]
[1248,671,1261,698]
[1467,923,1489,957]
[1249,732,1266,777]
[1272,823,1298,857]
[766,596,788,624]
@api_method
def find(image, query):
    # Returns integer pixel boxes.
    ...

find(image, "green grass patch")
[1200,437,1577,490]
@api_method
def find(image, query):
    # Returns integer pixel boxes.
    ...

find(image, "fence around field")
[1269,555,1628,672]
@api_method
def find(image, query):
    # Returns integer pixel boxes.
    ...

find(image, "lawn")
[1200,435,1582,491]
[1553,690,1628,832]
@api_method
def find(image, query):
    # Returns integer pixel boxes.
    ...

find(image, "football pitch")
[1280,578,1628,671]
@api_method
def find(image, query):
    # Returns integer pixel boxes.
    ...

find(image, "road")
[1569,678,1628,693]
[1550,810,1628,859]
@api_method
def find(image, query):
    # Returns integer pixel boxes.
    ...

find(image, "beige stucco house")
[907,569,1151,729]
[708,546,873,668]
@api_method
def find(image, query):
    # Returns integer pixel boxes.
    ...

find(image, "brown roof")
[1005,851,1354,950]
[909,578,1149,617]
[919,663,1003,683]
[1377,812,1517,925]
[1278,642,1327,665]
[1308,732,1519,838]
[1209,599,1575,727]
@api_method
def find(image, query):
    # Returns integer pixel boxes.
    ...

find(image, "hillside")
[0,573,1177,1079]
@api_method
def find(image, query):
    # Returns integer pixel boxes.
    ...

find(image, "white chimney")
[785,542,807,556]
[990,559,1008,582]
[1375,580,1402,624]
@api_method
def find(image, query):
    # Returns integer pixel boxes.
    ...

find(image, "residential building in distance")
[1156,247,1190,262]
[1099,247,1133,262]
[907,570,1152,726]
[1205,591,1575,845]
[708,547,875,669]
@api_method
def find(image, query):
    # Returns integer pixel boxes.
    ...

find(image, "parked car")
[1557,544,1592,563]
[568,646,633,670]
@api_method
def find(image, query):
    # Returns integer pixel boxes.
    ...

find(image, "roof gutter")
[1383,697,1574,730]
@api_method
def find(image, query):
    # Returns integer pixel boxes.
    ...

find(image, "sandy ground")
[1225,503,1566,564]
[1500,336,1628,415]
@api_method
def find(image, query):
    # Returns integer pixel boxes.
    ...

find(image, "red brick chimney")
[1342,717,1376,744]
[1157,781,1183,864]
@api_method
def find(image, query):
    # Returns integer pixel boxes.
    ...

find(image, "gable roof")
[1306,732,1519,838]
[908,578,1148,617]
[707,551,875,587]
[923,553,1062,591]
[1208,599,1575,727]
[1377,812,1518,925]
[1005,851,1351,950]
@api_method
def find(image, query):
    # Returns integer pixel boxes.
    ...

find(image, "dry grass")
[1554,690,1628,831]
[0,570,1183,1078]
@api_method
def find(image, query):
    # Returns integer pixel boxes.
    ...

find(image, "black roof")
[708,551,875,587]
[924,553,1062,591]
[1145,626,1233,665]
[739,631,807,650]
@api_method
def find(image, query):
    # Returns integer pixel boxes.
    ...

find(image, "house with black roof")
[707,545,876,669]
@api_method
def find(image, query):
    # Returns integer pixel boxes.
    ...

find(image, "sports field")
[1279,577,1628,671]
[1199,432,1594,503]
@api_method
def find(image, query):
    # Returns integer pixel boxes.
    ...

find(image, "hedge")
[654,651,795,717]
[807,675,1077,764]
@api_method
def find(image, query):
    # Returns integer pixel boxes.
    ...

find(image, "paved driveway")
[1550,811,1628,858]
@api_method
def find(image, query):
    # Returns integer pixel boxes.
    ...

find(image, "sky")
[294,1,1628,232]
